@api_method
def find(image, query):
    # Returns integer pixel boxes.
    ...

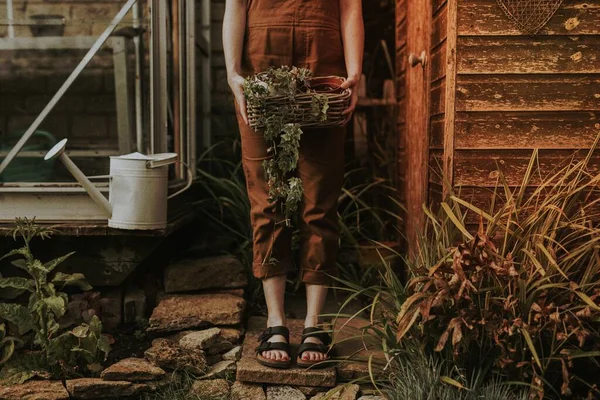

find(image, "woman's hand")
[340,0,364,125]
[223,0,248,124]
[341,75,360,124]
[229,73,249,125]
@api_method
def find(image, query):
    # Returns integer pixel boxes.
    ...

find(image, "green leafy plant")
[396,147,600,399]
[194,143,252,256]
[0,218,110,384]
[244,66,330,223]
[336,167,404,287]
[68,315,110,375]
[331,144,600,399]
[0,323,19,367]
[386,346,527,400]
[330,245,530,400]
[193,143,261,308]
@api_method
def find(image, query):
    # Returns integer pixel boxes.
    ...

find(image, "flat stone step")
[0,380,69,400]
[147,293,246,333]
[237,317,337,388]
[332,318,386,381]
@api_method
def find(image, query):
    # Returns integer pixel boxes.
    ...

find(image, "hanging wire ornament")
[496,0,565,34]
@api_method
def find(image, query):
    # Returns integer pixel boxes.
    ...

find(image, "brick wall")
[1,0,235,160]
[0,1,127,38]
[0,1,133,152]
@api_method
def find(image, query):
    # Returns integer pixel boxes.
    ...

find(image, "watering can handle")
[168,162,193,200]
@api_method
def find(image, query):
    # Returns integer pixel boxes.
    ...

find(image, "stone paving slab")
[65,378,160,399]
[332,318,386,381]
[100,357,166,381]
[237,317,337,388]
[297,385,329,396]
[231,381,266,400]
[147,293,246,333]
[0,380,69,400]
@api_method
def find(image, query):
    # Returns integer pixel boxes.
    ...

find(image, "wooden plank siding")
[451,185,600,228]
[458,36,600,74]
[450,0,600,221]
[396,0,600,244]
[396,0,457,236]
[456,75,600,112]
[427,0,446,209]
[400,0,433,251]
[454,111,600,149]
[427,0,458,208]
[452,149,600,187]
[396,0,407,204]
[457,0,600,36]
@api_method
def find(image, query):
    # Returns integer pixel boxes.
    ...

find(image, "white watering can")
[44,139,192,230]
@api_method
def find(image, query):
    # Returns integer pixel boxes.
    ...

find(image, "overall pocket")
[245,26,294,73]
[302,28,345,77]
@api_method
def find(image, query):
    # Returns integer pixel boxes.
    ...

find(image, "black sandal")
[255,326,292,369]
[296,327,332,369]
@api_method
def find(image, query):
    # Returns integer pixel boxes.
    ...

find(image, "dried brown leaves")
[397,218,600,398]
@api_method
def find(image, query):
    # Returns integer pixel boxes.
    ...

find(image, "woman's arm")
[223,0,249,124]
[340,0,364,123]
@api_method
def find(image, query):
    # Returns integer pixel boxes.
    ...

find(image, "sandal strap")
[301,327,331,346]
[297,342,329,358]
[258,326,290,343]
[255,341,291,354]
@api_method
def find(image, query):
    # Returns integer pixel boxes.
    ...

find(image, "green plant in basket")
[0,218,110,384]
[243,66,332,223]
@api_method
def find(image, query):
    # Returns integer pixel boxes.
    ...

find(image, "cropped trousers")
[237,0,347,285]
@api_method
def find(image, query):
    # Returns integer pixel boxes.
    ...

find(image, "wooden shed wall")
[396,0,407,208]
[396,0,600,244]
[450,0,600,220]
[396,0,455,213]
[428,0,455,208]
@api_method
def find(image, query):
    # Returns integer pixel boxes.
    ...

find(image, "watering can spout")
[44,139,112,218]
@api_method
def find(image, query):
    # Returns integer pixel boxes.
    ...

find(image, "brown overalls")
[236,0,347,285]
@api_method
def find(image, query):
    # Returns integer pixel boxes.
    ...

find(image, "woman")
[223,0,364,369]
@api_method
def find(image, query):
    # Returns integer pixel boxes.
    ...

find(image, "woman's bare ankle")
[267,316,286,328]
[304,315,319,328]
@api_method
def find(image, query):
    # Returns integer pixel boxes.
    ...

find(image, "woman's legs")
[297,126,345,361]
[296,126,345,285]
[261,275,289,361]
[302,283,329,361]
[238,113,344,364]
[237,105,292,362]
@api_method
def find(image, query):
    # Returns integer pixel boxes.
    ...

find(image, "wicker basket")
[247,75,351,129]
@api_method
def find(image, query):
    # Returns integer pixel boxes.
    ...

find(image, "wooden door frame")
[404,0,432,256]
[443,0,458,199]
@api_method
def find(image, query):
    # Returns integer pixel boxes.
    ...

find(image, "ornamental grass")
[333,143,600,399]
